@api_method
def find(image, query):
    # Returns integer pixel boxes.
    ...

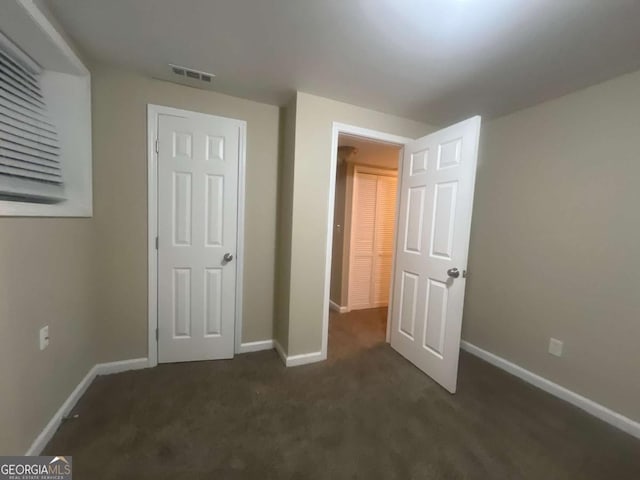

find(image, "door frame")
[347,164,398,311]
[323,123,412,357]
[146,104,247,368]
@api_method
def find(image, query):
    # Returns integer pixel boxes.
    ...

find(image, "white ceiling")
[44,0,640,124]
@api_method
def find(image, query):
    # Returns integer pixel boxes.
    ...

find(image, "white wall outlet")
[548,337,563,357]
[39,326,49,351]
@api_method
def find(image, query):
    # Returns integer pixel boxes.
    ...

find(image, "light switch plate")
[549,337,563,357]
[40,325,49,350]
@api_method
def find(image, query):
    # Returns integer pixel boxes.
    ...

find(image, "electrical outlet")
[548,338,563,357]
[39,326,49,351]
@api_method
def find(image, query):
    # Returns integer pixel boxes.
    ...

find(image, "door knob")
[447,268,460,278]
[223,253,234,262]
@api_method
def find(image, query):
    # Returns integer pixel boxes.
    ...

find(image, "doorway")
[147,105,247,366]
[323,118,482,393]
[326,127,408,357]
[330,134,404,307]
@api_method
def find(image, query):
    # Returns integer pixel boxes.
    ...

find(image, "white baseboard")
[273,339,325,367]
[95,357,149,376]
[237,339,274,354]
[25,358,149,456]
[460,341,640,439]
[25,365,97,456]
[286,350,325,367]
[329,300,348,313]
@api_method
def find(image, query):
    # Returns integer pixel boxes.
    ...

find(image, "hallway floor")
[44,308,640,479]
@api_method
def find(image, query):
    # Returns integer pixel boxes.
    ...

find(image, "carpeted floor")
[45,308,640,479]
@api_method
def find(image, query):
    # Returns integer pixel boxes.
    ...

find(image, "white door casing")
[348,168,397,310]
[390,116,481,393]
[156,111,242,363]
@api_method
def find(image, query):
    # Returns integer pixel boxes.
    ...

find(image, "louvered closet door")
[348,170,397,310]
[373,175,397,305]
[349,172,377,309]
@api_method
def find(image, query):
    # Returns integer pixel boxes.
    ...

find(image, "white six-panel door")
[157,112,241,363]
[390,116,481,393]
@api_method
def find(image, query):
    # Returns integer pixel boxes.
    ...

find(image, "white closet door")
[349,172,377,309]
[373,175,397,305]
[157,112,240,363]
[349,169,397,310]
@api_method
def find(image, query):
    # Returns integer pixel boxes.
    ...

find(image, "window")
[0,32,63,203]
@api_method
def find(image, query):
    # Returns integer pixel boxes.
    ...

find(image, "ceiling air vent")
[169,63,215,83]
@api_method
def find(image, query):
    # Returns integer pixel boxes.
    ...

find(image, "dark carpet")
[45,308,640,479]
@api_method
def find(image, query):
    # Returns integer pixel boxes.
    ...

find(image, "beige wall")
[284,92,433,355]
[463,69,640,421]
[6,58,636,457]
[0,62,280,454]
[91,63,280,362]
[0,219,97,455]
[0,10,98,455]
[274,96,297,353]
[329,155,349,306]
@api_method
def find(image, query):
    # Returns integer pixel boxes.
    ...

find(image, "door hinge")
[156,328,159,341]
[155,236,159,249]
[155,139,159,154]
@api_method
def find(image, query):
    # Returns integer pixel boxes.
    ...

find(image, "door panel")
[390,116,481,393]
[423,278,447,356]
[173,268,191,337]
[157,112,240,363]
[430,181,457,259]
[204,268,223,335]
[349,172,377,309]
[349,170,398,310]
[173,172,192,245]
[404,186,425,253]
[398,271,419,339]
[373,176,397,305]
[205,175,224,246]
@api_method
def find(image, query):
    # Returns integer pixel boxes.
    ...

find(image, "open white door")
[390,116,481,393]
[157,111,241,363]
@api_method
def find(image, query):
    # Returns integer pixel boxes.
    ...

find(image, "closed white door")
[374,175,397,306]
[390,116,481,393]
[157,112,241,363]
[349,169,397,310]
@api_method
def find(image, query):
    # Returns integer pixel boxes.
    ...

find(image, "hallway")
[327,307,387,362]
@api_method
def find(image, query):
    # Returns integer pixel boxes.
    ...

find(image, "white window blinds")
[0,33,63,203]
